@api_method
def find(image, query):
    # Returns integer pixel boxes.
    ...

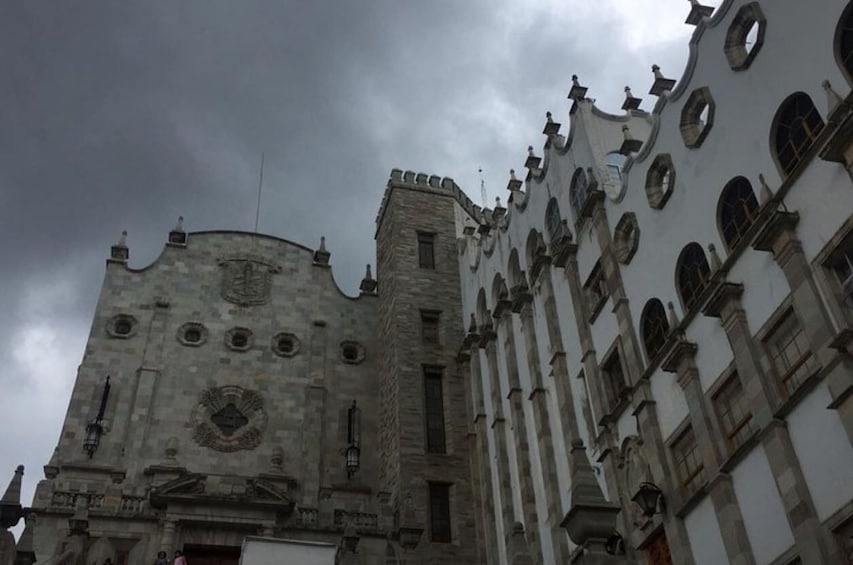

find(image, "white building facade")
[456,0,853,563]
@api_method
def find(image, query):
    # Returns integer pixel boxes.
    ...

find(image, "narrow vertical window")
[764,310,819,397]
[601,350,627,412]
[713,374,756,452]
[424,367,446,453]
[418,232,436,269]
[429,482,452,542]
[421,310,441,345]
[672,426,705,496]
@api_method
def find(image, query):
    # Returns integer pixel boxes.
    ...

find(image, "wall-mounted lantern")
[345,400,360,478]
[632,482,665,517]
[605,531,626,555]
[83,376,111,459]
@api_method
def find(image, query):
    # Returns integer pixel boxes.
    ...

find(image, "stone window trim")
[679,87,715,149]
[271,332,300,357]
[760,307,822,402]
[106,314,138,339]
[424,365,447,455]
[812,216,853,329]
[640,298,671,366]
[771,92,826,177]
[644,154,676,209]
[225,327,254,352]
[725,2,766,71]
[340,340,366,364]
[717,176,761,252]
[667,422,706,502]
[428,481,453,543]
[177,322,208,347]
[613,212,640,264]
[710,372,757,454]
[417,231,436,269]
[706,365,762,473]
[599,339,631,418]
[569,167,589,225]
[583,259,609,324]
[420,309,442,346]
[834,0,853,84]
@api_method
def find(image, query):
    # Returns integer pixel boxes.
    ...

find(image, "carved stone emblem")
[190,385,268,452]
[219,256,281,306]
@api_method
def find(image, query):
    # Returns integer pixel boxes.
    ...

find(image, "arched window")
[641,299,670,363]
[676,243,711,311]
[772,92,825,175]
[836,1,853,80]
[718,177,760,250]
[570,168,588,220]
[545,198,563,242]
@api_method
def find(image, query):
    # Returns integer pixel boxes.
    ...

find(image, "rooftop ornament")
[110,230,129,262]
[622,86,643,111]
[686,0,715,25]
[168,215,187,245]
[567,74,588,101]
[542,111,561,136]
[619,124,643,155]
[524,146,541,171]
[649,65,677,96]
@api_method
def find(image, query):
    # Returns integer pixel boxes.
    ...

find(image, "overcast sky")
[0,0,697,535]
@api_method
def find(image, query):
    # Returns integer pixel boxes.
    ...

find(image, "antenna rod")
[254,152,265,233]
[479,167,486,208]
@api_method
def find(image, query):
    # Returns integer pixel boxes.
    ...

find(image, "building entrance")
[182,545,241,565]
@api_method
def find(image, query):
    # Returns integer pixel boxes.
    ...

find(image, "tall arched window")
[641,299,670,364]
[676,243,711,310]
[772,92,825,175]
[836,1,853,80]
[545,198,562,242]
[718,177,760,250]
[570,168,588,220]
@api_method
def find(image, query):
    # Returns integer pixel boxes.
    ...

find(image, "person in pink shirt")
[173,550,187,565]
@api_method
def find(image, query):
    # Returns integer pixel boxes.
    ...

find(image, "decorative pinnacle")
[667,301,681,329]
[468,312,478,334]
[572,74,579,85]
[319,236,327,252]
[823,80,843,114]
[527,145,535,157]
[625,86,634,97]
[708,244,722,271]
[510,169,518,182]
[175,216,184,231]
[622,125,632,139]
[495,196,502,208]
[365,264,373,280]
[546,111,553,123]
[758,173,775,204]
[1,465,23,504]
[117,230,127,247]
[652,65,663,79]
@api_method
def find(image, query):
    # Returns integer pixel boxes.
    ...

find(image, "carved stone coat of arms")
[218,256,281,306]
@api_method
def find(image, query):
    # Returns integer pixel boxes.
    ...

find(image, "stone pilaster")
[514,287,570,562]
[707,474,755,565]
[458,349,487,565]
[470,344,498,565]
[158,519,177,553]
[497,308,543,565]
[481,322,517,553]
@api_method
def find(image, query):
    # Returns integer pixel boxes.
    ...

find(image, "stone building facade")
[3,1,853,564]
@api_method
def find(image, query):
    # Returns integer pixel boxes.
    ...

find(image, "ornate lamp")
[605,531,626,555]
[345,400,361,478]
[83,376,111,459]
[632,482,665,517]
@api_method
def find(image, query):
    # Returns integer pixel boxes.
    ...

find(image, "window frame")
[771,92,826,176]
[762,308,820,399]
[420,309,442,346]
[834,0,853,84]
[670,425,705,498]
[600,343,629,414]
[583,259,609,323]
[675,243,712,312]
[428,482,453,543]
[641,299,670,365]
[417,231,436,269]
[712,373,756,453]
[424,366,447,454]
[717,176,760,251]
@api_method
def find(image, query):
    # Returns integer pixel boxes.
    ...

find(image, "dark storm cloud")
[0,0,693,533]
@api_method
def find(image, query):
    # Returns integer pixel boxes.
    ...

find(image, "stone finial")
[495,196,502,208]
[15,513,37,565]
[823,79,843,115]
[164,437,178,463]
[313,236,331,266]
[468,313,478,334]
[568,74,588,101]
[524,146,541,171]
[650,65,677,96]
[168,216,187,245]
[622,85,643,111]
[0,465,25,529]
[758,173,775,204]
[506,168,523,195]
[708,244,722,271]
[510,169,518,182]
[560,440,619,545]
[542,111,561,136]
[686,0,714,25]
[667,301,681,330]
[619,124,643,155]
[110,230,129,262]
[359,264,377,295]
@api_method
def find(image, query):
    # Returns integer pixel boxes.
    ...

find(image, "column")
[158,519,176,553]
[481,317,519,552]
[496,303,543,565]
[459,349,488,565]
[513,283,569,562]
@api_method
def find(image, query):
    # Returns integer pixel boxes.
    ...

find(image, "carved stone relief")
[190,385,267,452]
[218,256,281,306]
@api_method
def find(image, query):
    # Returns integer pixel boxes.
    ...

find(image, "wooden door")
[645,529,673,565]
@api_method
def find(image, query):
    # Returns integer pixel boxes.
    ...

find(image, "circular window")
[341,341,365,365]
[177,322,208,347]
[225,327,253,352]
[107,314,137,339]
[272,332,300,358]
[680,87,715,148]
[725,3,766,71]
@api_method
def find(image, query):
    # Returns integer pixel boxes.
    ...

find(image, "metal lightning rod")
[254,152,265,233]
[478,167,487,208]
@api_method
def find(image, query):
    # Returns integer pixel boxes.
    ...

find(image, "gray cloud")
[0,0,694,535]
